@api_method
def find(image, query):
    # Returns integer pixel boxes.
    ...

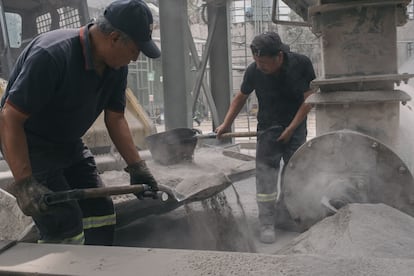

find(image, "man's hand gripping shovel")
[40,171,232,206]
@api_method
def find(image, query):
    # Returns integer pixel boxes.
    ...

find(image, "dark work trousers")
[28,139,115,245]
[256,124,307,226]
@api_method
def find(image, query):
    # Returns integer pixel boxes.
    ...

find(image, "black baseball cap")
[104,0,161,58]
[250,32,290,57]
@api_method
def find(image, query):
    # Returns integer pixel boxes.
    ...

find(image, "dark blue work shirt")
[1,24,127,144]
[241,52,316,129]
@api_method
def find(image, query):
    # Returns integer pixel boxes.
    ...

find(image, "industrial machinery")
[276,0,414,230]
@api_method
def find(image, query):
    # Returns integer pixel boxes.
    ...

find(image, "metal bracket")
[308,0,408,16]
[311,73,414,90]
[306,90,412,105]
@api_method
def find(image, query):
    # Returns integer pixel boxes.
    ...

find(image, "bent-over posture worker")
[0,0,160,245]
[215,32,316,244]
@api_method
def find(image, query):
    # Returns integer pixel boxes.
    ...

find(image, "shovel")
[5,169,249,207]
[158,172,231,203]
[41,184,155,206]
[116,169,255,227]
[0,184,171,242]
[42,171,239,205]
[1,169,256,241]
[145,128,257,165]
[158,170,256,203]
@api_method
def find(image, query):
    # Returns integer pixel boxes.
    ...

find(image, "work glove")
[125,160,159,199]
[9,176,52,217]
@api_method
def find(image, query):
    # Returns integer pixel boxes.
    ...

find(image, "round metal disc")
[283,129,414,230]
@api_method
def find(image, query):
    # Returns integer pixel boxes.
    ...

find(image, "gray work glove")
[10,176,51,217]
[125,160,159,199]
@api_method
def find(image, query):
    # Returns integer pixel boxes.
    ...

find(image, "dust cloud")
[114,188,257,253]
[185,190,256,253]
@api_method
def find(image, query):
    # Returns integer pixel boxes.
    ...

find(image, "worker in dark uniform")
[0,0,159,245]
[215,32,316,243]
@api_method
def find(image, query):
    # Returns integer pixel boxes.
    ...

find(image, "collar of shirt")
[79,23,95,71]
[280,52,290,73]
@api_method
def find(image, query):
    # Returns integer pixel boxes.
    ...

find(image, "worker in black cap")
[216,32,316,243]
[0,0,159,246]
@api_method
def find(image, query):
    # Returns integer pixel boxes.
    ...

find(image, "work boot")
[259,225,275,244]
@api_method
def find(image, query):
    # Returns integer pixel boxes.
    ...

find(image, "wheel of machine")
[282,129,414,230]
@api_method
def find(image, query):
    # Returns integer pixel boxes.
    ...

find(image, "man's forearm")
[105,111,141,165]
[222,92,248,128]
[287,103,312,131]
[0,104,32,181]
[2,131,32,181]
[286,90,314,132]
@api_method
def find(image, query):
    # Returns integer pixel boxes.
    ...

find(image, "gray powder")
[0,189,33,240]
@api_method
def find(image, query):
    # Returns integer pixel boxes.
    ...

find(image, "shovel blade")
[160,172,232,203]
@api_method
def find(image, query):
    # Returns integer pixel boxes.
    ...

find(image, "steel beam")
[159,0,193,129]
[207,3,232,130]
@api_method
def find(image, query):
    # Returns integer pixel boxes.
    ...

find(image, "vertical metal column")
[159,0,193,129]
[207,2,233,129]
[307,0,413,145]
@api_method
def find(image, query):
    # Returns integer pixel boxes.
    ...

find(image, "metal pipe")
[159,0,192,129]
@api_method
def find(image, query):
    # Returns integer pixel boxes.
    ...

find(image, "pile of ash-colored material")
[278,203,414,259]
[0,189,33,241]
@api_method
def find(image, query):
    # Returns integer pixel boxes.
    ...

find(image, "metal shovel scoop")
[159,172,232,203]
[145,128,257,165]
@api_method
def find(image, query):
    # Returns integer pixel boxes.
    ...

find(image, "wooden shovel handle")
[42,184,151,205]
[196,131,257,139]
[221,131,257,138]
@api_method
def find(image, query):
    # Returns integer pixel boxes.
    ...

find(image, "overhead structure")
[159,0,231,130]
